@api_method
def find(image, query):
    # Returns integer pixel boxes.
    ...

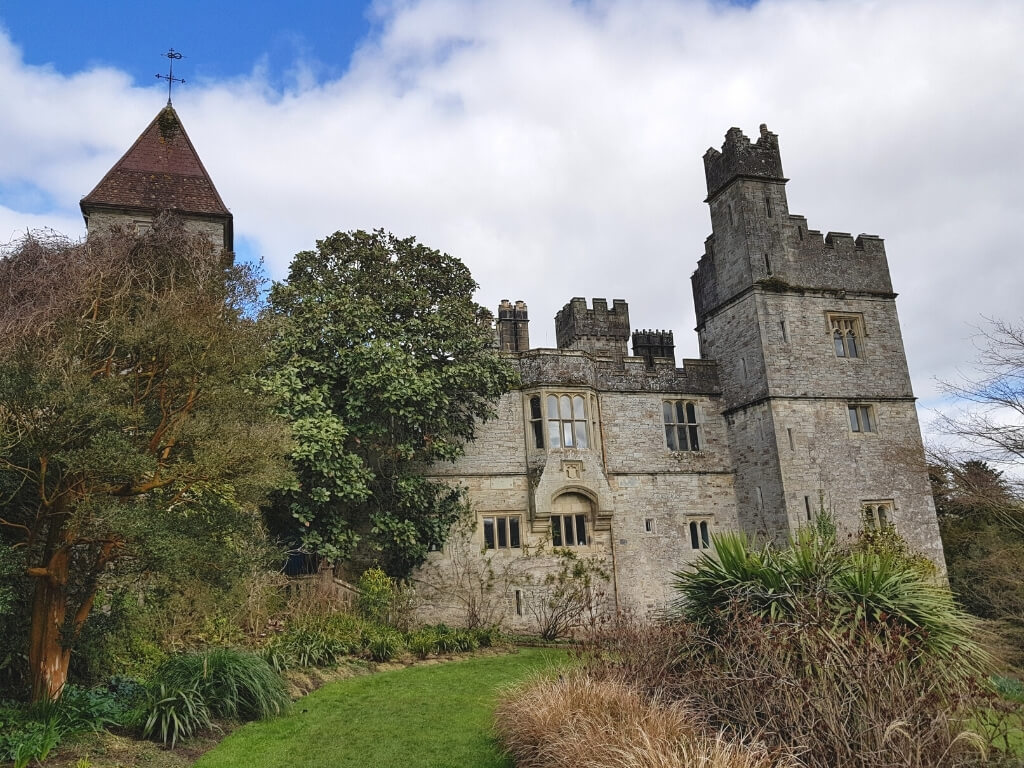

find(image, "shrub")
[407,628,439,659]
[673,528,987,677]
[358,567,396,625]
[148,648,288,725]
[363,627,405,662]
[496,670,782,768]
[142,682,213,748]
[582,612,992,768]
[264,613,367,670]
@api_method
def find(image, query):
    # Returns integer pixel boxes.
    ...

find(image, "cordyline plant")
[671,522,989,679]
[0,218,291,701]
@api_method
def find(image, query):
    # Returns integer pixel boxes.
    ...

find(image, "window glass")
[573,395,585,418]
[562,422,575,447]
[560,395,571,418]
[700,521,710,548]
[689,521,699,549]
[849,406,860,432]
[483,518,495,549]
[497,519,507,548]
[574,421,588,449]
[547,395,558,419]
[548,420,561,447]
[530,396,542,420]
[563,515,575,546]
[847,333,858,358]
[509,517,521,548]
[664,400,701,452]
[551,517,562,547]
[575,514,587,546]
[835,333,846,357]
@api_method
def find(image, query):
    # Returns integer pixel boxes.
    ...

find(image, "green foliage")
[148,648,289,724]
[0,220,293,699]
[673,526,987,677]
[265,229,518,577]
[264,614,365,671]
[357,567,396,624]
[363,627,405,662]
[143,682,213,749]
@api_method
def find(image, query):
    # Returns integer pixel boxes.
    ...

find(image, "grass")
[195,648,567,768]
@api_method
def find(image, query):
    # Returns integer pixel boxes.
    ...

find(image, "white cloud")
[1,0,1023,435]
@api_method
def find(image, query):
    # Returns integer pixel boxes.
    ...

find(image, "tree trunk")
[28,548,71,702]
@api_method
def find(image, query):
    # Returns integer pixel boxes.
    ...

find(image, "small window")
[787,428,795,451]
[514,589,523,616]
[483,515,522,549]
[862,501,894,530]
[764,252,772,276]
[780,319,789,343]
[663,400,701,451]
[644,518,655,533]
[529,396,544,449]
[551,514,588,547]
[764,196,773,218]
[828,313,863,359]
[546,393,588,449]
[427,541,442,553]
[755,486,764,510]
[848,404,876,433]
[804,495,813,521]
[689,519,711,550]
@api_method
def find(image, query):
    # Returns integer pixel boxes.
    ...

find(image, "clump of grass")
[496,670,784,768]
[142,648,288,746]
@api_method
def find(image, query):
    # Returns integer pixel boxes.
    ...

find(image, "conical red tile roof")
[81,106,230,217]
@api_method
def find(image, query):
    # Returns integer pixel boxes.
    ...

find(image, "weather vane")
[156,48,185,105]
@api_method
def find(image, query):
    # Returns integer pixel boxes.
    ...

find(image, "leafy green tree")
[266,230,517,577]
[931,459,1024,665]
[0,219,291,701]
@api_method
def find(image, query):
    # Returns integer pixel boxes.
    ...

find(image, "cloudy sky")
[1,0,1022,443]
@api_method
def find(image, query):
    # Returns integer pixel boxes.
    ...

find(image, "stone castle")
[82,107,943,623]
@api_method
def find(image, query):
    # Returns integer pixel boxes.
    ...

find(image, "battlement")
[703,124,786,201]
[632,329,675,367]
[555,298,631,360]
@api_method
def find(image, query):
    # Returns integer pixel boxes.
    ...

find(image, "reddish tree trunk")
[28,548,71,702]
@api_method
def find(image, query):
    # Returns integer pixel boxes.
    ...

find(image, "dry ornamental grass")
[496,670,789,768]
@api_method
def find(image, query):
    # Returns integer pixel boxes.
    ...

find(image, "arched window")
[546,394,588,449]
[664,400,701,451]
[829,314,863,359]
[551,492,592,547]
[689,519,711,550]
[528,396,544,449]
[862,502,893,530]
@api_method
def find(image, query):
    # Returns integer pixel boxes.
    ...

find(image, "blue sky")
[1,1,375,87]
[0,0,1021,436]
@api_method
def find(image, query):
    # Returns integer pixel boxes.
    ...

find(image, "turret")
[497,299,530,352]
[555,298,630,362]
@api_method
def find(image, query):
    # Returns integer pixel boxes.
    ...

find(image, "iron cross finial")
[156,48,185,105]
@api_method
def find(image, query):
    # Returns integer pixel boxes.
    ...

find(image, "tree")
[0,219,291,700]
[265,230,518,577]
[940,318,1024,476]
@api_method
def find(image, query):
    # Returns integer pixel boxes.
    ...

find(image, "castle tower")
[497,299,530,352]
[692,125,943,563]
[555,297,630,362]
[81,105,233,256]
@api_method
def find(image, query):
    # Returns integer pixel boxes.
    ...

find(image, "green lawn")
[194,649,567,768]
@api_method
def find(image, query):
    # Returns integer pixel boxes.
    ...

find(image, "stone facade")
[417,124,943,628]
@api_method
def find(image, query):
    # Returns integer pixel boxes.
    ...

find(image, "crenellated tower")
[555,297,631,362]
[692,125,942,564]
